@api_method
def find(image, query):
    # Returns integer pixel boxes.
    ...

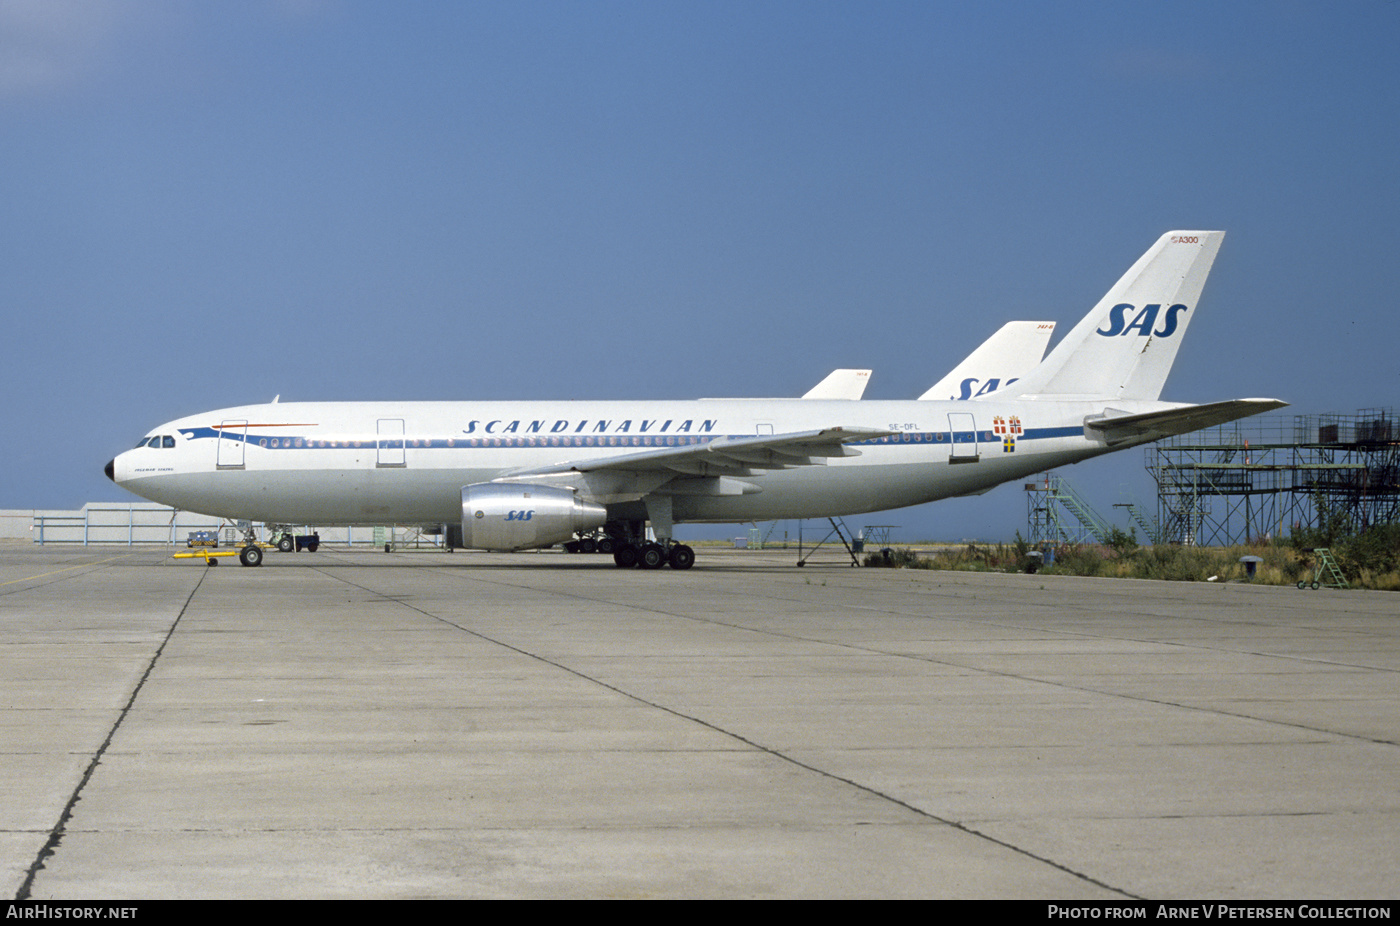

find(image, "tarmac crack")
[13,567,209,901]
[531,574,1400,750]
[429,567,1400,751]
[316,566,1139,899]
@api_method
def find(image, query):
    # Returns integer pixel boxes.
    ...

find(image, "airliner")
[106,231,1284,569]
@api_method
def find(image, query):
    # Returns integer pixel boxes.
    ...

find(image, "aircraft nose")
[105,458,115,482]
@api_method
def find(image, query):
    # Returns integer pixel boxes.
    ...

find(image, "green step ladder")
[1297,548,1348,590]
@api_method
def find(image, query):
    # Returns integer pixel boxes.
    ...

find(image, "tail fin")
[803,369,872,400]
[918,320,1055,400]
[1000,231,1224,401]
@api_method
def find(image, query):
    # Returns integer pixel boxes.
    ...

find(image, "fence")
[20,503,432,547]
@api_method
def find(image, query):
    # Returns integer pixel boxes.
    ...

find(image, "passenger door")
[377,418,406,467]
[948,413,979,463]
[217,419,247,469]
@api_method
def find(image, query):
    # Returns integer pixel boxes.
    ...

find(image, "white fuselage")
[110,397,1146,527]
[107,230,1282,553]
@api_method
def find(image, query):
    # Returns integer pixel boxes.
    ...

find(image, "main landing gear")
[610,540,694,570]
[563,520,694,570]
[611,515,693,570]
[569,520,691,570]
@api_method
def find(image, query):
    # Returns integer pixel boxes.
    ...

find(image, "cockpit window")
[136,437,154,448]
[162,435,175,448]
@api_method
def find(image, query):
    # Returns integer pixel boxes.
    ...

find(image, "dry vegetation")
[862,522,1400,591]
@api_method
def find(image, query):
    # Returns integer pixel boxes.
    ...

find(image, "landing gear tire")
[613,544,639,568]
[597,536,615,554]
[277,535,294,553]
[667,544,695,570]
[579,537,597,554]
[239,545,264,568]
[638,543,666,570]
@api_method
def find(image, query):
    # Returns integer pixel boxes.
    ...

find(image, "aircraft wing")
[1085,399,1289,446]
[504,427,893,479]
[495,427,896,503]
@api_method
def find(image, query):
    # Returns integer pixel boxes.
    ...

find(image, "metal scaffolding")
[1147,408,1399,545]
[1025,473,1113,545]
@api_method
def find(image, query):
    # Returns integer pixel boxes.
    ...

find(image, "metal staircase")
[1027,473,1113,545]
[1114,502,1163,545]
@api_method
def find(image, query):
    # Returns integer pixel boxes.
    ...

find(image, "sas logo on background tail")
[953,377,1019,400]
[1096,303,1188,338]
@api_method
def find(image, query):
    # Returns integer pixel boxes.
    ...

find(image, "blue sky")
[3,1,1397,541]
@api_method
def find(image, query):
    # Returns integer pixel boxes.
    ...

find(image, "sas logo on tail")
[953,377,1018,400]
[1096,303,1188,338]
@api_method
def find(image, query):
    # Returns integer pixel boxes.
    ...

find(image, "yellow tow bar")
[172,542,273,566]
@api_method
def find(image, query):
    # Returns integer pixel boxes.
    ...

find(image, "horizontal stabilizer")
[1085,398,1288,446]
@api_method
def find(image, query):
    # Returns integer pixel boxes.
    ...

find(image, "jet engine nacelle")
[460,483,608,552]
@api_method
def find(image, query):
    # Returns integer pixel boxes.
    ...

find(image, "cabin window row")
[249,435,715,449]
[239,432,970,450]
